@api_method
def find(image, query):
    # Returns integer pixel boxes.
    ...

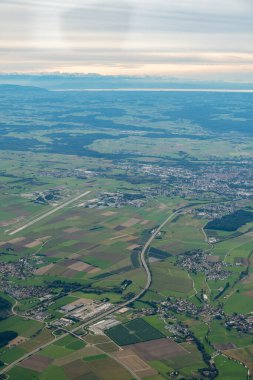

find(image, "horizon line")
[52,88,253,93]
[0,73,253,84]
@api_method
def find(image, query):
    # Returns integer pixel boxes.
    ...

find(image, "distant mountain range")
[0,74,253,91]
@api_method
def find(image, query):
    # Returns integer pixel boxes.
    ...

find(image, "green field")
[105,318,165,346]
[215,355,247,380]
[150,260,194,297]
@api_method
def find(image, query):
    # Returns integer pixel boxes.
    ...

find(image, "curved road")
[0,208,180,375]
[124,209,180,305]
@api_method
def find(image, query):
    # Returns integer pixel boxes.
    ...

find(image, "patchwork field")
[1,88,253,379]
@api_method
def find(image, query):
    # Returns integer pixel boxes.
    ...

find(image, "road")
[124,209,180,304]
[0,208,180,375]
[8,191,91,236]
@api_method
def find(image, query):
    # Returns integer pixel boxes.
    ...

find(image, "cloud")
[60,1,133,50]
[0,0,253,80]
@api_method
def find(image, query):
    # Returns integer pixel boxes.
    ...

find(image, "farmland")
[0,86,253,379]
[105,318,165,346]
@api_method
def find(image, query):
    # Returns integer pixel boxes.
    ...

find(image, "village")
[118,160,253,201]
[176,250,232,281]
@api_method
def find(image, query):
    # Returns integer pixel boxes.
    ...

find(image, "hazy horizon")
[1,0,253,81]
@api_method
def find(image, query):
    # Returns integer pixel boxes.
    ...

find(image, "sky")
[1,0,253,81]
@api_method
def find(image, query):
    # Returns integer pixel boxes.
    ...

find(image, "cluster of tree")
[214,282,230,300]
[123,193,146,201]
[0,331,18,349]
[0,296,12,320]
[121,280,132,290]
[123,292,136,301]
[81,286,123,295]
[190,333,218,378]
[46,280,87,293]
[205,210,253,231]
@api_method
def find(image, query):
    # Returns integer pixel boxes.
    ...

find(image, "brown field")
[63,359,90,379]
[6,336,27,348]
[0,241,7,246]
[61,232,86,241]
[215,343,236,351]
[0,217,24,227]
[68,215,81,221]
[8,237,26,244]
[113,349,157,378]
[206,255,221,263]
[58,259,98,274]
[104,235,137,245]
[235,257,249,266]
[25,236,51,248]
[121,235,138,242]
[87,267,100,274]
[62,269,79,277]
[244,290,253,298]
[140,220,151,225]
[126,338,188,361]
[68,261,92,272]
[63,356,133,380]
[74,374,99,380]
[226,346,253,373]
[137,368,159,378]
[102,211,118,216]
[39,235,52,242]
[44,251,58,257]
[70,242,95,251]
[59,259,78,268]
[64,227,81,233]
[127,244,141,250]
[158,203,168,210]
[20,354,52,372]
[44,265,67,277]
[122,218,141,228]
[109,234,128,240]
[25,240,42,248]
[21,329,53,351]
[88,357,132,380]
[117,307,129,314]
[70,253,82,260]
[96,342,119,353]
[35,263,55,275]
[242,273,253,284]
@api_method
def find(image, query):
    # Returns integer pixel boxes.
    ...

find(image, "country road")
[0,208,180,375]
[8,191,91,236]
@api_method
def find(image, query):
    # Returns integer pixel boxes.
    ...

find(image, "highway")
[0,208,180,375]
[8,191,91,236]
[124,210,180,305]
